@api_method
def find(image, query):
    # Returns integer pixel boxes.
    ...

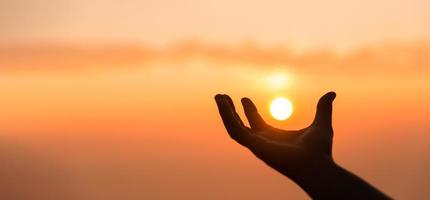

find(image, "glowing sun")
[270,97,293,120]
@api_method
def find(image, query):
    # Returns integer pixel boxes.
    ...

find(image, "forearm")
[290,157,391,200]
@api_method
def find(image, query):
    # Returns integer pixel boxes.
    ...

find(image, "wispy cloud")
[1,41,429,75]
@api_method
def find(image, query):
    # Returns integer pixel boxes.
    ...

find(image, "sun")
[270,97,293,120]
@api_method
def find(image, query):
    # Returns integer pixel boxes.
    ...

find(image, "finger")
[223,95,244,126]
[215,94,253,146]
[224,94,236,110]
[241,97,268,131]
[312,91,336,128]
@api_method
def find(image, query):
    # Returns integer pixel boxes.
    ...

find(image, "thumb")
[312,92,336,128]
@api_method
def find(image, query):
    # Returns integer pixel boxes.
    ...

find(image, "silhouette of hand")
[215,92,391,199]
[215,92,336,179]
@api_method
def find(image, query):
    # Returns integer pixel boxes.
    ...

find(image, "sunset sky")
[0,0,430,199]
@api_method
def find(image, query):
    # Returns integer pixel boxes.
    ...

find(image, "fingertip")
[215,95,229,110]
[223,95,237,111]
[326,91,336,102]
[242,98,259,113]
[241,97,255,107]
[319,91,337,106]
[314,91,336,128]
[241,97,251,105]
[222,94,232,102]
[215,94,224,101]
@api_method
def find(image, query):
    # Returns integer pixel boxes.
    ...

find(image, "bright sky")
[1,0,429,50]
[1,0,430,199]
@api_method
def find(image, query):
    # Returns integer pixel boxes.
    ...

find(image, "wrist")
[288,155,339,198]
[290,155,336,183]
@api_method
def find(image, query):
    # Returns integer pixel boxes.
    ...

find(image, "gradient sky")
[0,0,430,199]
[1,0,430,50]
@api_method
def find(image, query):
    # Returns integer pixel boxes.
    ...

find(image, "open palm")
[215,92,336,179]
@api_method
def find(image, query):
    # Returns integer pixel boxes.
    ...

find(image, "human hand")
[214,92,336,179]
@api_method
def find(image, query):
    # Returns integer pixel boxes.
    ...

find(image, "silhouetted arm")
[291,157,390,199]
[214,92,391,199]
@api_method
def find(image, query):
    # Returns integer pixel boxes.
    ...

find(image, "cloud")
[1,41,429,75]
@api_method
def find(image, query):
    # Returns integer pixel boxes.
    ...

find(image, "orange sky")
[1,0,430,199]
[1,43,430,199]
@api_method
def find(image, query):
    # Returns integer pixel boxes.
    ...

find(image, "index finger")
[215,94,254,146]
